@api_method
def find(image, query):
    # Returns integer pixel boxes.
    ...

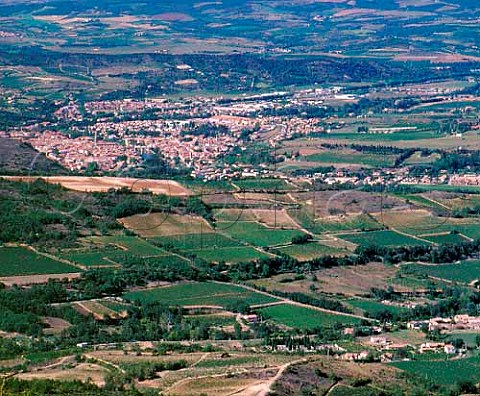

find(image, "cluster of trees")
[291,234,313,245]
[181,122,229,137]
[366,286,480,324]
[132,150,189,178]
[3,236,478,342]
[0,179,80,244]
[0,178,216,245]
[321,143,401,155]
[227,239,480,283]
[433,150,480,172]
[119,302,222,342]
[452,204,480,218]
[290,165,335,177]
[359,240,480,265]
[122,360,187,381]
[223,144,282,166]
[0,276,245,346]
[409,150,480,175]
[0,280,69,336]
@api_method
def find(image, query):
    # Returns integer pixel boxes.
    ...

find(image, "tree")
[451,338,464,349]
[234,322,242,340]
[85,161,99,175]
[291,234,313,245]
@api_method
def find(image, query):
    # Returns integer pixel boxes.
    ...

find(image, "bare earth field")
[2,176,190,196]
[251,262,407,297]
[42,317,72,335]
[16,362,109,386]
[284,132,480,150]
[292,190,408,217]
[251,209,300,229]
[120,213,213,237]
[0,272,81,287]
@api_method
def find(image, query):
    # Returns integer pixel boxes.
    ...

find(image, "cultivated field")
[220,221,306,247]
[0,272,81,287]
[88,236,168,257]
[0,246,79,276]
[72,300,126,320]
[251,263,406,297]
[258,304,361,330]
[151,232,241,250]
[338,230,432,247]
[124,282,279,308]
[187,246,272,263]
[312,214,382,234]
[16,362,109,386]
[233,178,295,191]
[3,176,190,196]
[121,213,213,237]
[251,209,300,228]
[347,299,408,316]
[275,242,348,261]
[301,149,398,168]
[58,248,122,267]
[402,260,480,284]
[375,209,476,234]
[291,190,407,218]
[392,355,480,387]
[422,233,469,245]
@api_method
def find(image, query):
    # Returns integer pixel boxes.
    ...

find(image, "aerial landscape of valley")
[1,0,480,395]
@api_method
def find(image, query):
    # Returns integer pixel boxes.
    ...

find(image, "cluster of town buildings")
[408,314,480,332]
[268,322,474,363]
[309,168,457,187]
[3,92,338,179]
[2,88,479,183]
[450,174,480,186]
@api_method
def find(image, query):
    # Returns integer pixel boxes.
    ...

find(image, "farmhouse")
[419,342,445,353]
[337,350,371,362]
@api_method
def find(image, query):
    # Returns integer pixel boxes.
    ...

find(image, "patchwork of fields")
[337,230,432,248]
[402,260,480,284]
[392,356,480,386]
[302,150,398,168]
[124,282,280,308]
[347,299,408,316]
[0,246,79,276]
[257,304,361,330]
